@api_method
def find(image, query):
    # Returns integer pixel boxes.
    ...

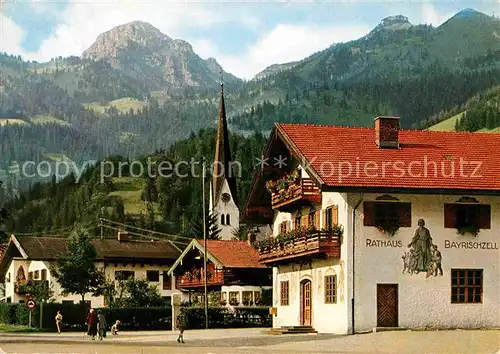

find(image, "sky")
[1,1,499,79]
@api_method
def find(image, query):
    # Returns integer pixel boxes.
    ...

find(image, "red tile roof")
[278,124,500,191]
[206,240,266,268]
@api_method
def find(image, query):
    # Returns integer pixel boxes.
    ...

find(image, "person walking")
[86,308,98,340]
[55,311,63,334]
[176,308,187,343]
[97,311,107,341]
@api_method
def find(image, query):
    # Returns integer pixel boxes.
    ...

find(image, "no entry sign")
[26,299,36,310]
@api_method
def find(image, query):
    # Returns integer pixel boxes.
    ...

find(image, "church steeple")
[212,82,238,208]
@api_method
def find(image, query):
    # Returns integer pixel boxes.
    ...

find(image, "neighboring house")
[167,237,272,307]
[0,233,181,306]
[0,244,5,299]
[244,117,500,334]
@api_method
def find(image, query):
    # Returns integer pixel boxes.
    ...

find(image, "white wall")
[213,179,240,240]
[3,259,177,307]
[271,191,352,334]
[352,193,500,332]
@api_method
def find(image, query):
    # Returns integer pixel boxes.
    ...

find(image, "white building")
[209,84,240,240]
[0,233,182,306]
[245,117,500,334]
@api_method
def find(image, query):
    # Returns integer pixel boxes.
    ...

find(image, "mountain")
[253,61,299,80]
[2,9,500,186]
[82,21,241,89]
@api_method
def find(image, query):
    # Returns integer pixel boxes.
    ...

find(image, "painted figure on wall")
[16,266,26,284]
[407,219,433,272]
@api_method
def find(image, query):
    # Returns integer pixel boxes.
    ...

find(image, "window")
[226,214,231,226]
[28,271,33,280]
[363,202,411,227]
[444,204,490,229]
[324,206,338,229]
[294,216,301,229]
[6,273,10,283]
[229,291,239,305]
[242,291,253,306]
[451,269,483,304]
[147,270,160,282]
[324,275,337,304]
[279,221,289,234]
[221,214,225,225]
[41,269,47,281]
[221,292,227,301]
[115,270,134,281]
[162,271,171,290]
[254,291,261,305]
[34,270,40,280]
[280,281,289,306]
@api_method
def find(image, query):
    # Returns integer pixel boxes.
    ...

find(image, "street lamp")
[202,160,208,329]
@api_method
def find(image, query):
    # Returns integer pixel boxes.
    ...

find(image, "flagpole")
[202,160,208,329]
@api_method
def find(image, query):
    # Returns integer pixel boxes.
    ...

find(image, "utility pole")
[202,160,208,329]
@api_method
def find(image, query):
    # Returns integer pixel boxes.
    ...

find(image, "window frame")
[280,281,289,306]
[115,270,134,281]
[242,291,253,306]
[229,291,239,305]
[324,275,337,304]
[451,269,483,304]
[162,271,171,290]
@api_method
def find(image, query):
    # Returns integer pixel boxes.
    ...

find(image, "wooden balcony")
[271,178,321,210]
[175,269,225,289]
[258,231,341,265]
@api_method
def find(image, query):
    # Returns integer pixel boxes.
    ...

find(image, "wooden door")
[300,280,312,326]
[377,284,398,327]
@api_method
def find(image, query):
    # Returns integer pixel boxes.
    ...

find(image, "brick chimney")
[375,116,400,148]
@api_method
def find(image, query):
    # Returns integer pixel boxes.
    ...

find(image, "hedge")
[182,306,271,329]
[0,303,270,331]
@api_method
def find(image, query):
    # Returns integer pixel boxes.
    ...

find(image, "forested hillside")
[2,129,266,237]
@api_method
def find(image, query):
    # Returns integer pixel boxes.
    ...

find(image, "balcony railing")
[271,178,321,210]
[257,230,341,265]
[175,269,225,288]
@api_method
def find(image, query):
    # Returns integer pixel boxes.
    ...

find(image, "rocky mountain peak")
[82,21,170,59]
[375,15,413,31]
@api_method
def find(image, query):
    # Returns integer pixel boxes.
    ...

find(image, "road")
[0,328,499,353]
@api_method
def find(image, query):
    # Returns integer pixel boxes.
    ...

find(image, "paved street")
[0,328,499,353]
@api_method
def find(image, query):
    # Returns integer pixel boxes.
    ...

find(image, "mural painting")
[401,219,443,278]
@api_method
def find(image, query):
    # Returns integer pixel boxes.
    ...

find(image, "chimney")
[247,232,256,246]
[374,116,400,148]
[117,231,129,242]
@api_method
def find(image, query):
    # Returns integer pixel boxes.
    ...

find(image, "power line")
[99,224,189,246]
[99,218,193,241]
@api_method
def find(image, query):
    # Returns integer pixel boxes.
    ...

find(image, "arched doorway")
[300,279,312,326]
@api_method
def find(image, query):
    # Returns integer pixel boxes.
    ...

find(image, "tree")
[52,225,105,303]
[188,212,221,240]
[104,278,164,307]
[0,181,8,244]
[24,279,54,303]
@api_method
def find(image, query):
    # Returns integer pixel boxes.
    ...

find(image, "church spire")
[212,80,238,207]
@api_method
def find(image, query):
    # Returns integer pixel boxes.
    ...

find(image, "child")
[55,311,63,334]
[111,320,121,335]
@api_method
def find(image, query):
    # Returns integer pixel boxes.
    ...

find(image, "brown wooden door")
[300,280,312,326]
[377,284,398,327]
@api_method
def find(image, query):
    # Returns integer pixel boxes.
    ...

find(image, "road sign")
[26,299,36,310]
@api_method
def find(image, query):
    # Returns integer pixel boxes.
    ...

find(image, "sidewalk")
[0,328,498,353]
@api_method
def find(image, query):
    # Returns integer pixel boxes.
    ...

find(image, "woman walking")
[176,308,187,343]
[55,311,63,334]
[97,311,107,341]
[86,308,98,340]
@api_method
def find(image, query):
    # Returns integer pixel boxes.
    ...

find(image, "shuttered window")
[280,281,289,306]
[444,204,490,229]
[323,205,339,229]
[363,202,412,227]
[451,269,483,304]
[324,275,337,304]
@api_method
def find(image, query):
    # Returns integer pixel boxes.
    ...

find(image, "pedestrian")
[86,308,98,340]
[111,320,121,335]
[55,311,63,334]
[176,308,187,343]
[97,310,107,341]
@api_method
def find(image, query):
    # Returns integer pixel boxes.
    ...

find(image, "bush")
[181,306,271,329]
[0,303,18,324]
